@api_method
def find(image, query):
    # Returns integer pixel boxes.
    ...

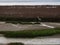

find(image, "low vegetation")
[0,16,60,24]
[0,16,40,24]
[0,16,39,22]
[0,27,60,38]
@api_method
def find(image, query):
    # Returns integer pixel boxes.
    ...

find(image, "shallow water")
[0,37,60,45]
[7,38,60,44]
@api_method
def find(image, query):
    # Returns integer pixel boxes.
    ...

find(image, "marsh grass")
[0,27,60,38]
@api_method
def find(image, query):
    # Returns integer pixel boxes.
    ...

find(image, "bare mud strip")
[0,22,60,31]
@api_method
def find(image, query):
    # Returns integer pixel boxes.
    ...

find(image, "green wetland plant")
[0,27,60,38]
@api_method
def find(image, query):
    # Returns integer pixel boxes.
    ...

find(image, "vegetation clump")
[0,16,60,23]
[0,28,60,38]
